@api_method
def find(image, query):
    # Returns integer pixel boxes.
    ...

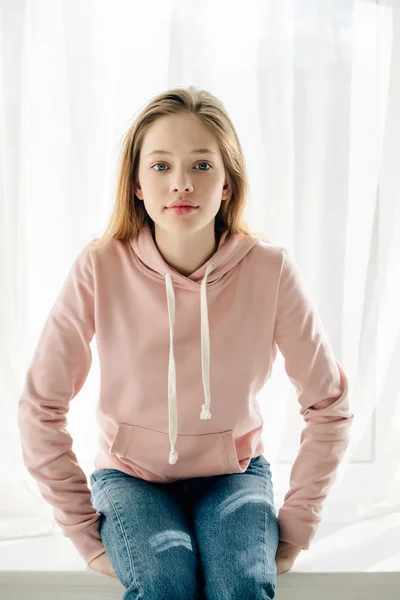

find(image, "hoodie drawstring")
[164,263,215,465]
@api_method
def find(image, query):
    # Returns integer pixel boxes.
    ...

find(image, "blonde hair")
[89,86,272,251]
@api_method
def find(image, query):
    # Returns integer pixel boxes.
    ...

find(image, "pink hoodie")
[17,223,354,565]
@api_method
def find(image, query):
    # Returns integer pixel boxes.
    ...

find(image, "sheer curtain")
[1,0,398,547]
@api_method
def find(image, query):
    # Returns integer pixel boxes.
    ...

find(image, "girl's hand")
[275,540,303,575]
[88,551,118,579]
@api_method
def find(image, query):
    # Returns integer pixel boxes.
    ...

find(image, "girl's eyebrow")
[147,148,217,157]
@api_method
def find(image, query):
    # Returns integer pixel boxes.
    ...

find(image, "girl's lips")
[167,206,199,215]
[167,204,198,208]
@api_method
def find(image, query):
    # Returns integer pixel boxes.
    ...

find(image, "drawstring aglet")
[169,450,178,464]
[200,404,212,420]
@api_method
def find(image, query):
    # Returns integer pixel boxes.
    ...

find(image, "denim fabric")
[89,454,279,599]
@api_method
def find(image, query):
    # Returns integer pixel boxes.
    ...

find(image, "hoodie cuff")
[66,520,106,565]
[277,505,321,550]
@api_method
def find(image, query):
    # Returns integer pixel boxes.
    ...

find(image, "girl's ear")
[134,180,143,200]
[222,181,232,201]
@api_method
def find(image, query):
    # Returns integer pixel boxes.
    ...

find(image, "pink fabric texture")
[17,223,354,564]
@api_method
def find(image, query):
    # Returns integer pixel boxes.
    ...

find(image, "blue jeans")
[89,454,279,599]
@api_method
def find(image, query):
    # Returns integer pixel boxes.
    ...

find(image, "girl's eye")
[152,162,212,172]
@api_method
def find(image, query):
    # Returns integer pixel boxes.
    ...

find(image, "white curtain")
[1,0,399,547]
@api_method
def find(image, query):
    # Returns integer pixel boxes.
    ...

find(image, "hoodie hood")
[130,223,259,465]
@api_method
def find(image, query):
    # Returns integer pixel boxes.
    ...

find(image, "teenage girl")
[17,86,354,600]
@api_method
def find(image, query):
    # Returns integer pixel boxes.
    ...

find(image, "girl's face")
[135,112,231,236]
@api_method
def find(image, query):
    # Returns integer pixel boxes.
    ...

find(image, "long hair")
[89,86,272,251]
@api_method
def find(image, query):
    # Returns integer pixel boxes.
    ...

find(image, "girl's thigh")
[90,468,203,599]
[188,455,279,600]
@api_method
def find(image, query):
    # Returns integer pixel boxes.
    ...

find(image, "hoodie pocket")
[109,423,241,482]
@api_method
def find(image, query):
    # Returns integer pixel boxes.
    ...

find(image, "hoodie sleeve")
[273,247,354,550]
[17,244,106,565]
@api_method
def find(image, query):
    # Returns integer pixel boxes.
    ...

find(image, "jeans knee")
[123,573,199,600]
[205,577,276,600]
